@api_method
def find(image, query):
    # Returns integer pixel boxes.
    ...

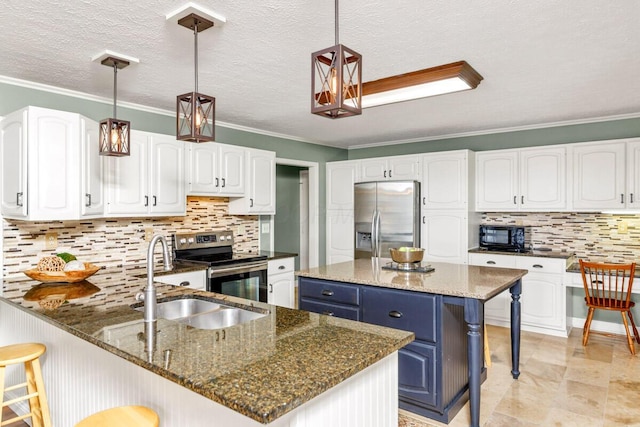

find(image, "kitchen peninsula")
[296,259,528,427]
[0,266,413,427]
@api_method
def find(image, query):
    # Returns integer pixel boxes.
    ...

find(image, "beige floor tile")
[484,412,538,427]
[541,407,603,427]
[604,377,640,426]
[551,379,607,419]
[563,358,611,387]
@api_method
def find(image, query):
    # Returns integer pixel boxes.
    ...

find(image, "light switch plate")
[618,221,628,234]
[261,223,270,233]
[45,232,58,250]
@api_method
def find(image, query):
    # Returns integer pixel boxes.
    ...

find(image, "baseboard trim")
[569,316,628,335]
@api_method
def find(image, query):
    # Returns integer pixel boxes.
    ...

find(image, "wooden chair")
[579,260,640,355]
[0,343,51,427]
[75,406,159,427]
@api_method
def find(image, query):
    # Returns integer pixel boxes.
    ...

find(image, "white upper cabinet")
[357,155,420,182]
[186,142,245,196]
[0,107,101,220]
[80,117,104,217]
[326,160,359,210]
[421,150,471,210]
[106,130,185,216]
[571,139,640,210]
[476,146,566,211]
[421,211,469,264]
[228,148,275,215]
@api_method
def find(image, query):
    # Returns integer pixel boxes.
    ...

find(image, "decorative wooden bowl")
[23,263,101,283]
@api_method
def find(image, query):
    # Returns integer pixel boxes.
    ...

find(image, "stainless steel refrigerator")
[354,181,420,259]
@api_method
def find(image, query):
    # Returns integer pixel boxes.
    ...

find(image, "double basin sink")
[134,297,268,330]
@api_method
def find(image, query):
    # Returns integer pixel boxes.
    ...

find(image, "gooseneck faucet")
[144,234,172,323]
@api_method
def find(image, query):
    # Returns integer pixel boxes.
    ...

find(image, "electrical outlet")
[237,224,246,235]
[144,227,154,242]
[45,232,58,250]
[618,221,629,234]
[261,223,270,233]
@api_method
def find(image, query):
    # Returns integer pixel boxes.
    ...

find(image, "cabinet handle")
[16,192,23,207]
[422,216,425,224]
[532,264,544,269]
[85,193,92,207]
[144,196,149,207]
[513,196,517,205]
[278,265,285,270]
[423,197,426,205]
[321,289,334,297]
[222,178,226,188]
[631,193,635,204]
[621,193,624,204]
[322,311,335,316]
[521,195,524,204]
[179,281,190,287]
[486,260,496,265]
[250,198,254,207]
[153,196,157,206]
[389,169,392,178]
[269,284,273,293]
[215,177,219,188]
[384,170,387,178]
[388,310,403,318]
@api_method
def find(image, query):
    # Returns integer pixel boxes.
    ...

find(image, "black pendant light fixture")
[176,13,216,142]
[311,0,362,118]
[99,57,131,156]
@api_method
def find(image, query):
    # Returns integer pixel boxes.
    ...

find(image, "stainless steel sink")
[133,297,267,329]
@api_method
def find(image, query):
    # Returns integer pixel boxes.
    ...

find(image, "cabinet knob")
[486,260,496,265]
[388,310,403,318]
[322,311,335,316]
[321,289,334,297]
[179,281,190,287]
[278,265,285,270]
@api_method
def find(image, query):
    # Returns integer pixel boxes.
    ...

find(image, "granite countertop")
[1,268,413,424]
[295,259,528,301]
[468,247,576,260]
[260,251,298,261]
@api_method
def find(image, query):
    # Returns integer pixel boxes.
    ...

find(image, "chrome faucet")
[144,234,172,323]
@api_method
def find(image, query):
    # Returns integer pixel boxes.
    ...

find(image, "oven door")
[207,261,268,303]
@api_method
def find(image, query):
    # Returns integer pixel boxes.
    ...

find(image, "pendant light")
[176,13,215,142]
[311,0,362,118]
[99,57,131,156]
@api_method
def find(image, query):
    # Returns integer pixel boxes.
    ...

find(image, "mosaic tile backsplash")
[2,197,259,284]
[482,212,640,262]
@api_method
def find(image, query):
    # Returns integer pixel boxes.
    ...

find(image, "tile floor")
[398,325,640,427]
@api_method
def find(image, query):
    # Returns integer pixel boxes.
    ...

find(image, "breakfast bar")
[296,259,528,427]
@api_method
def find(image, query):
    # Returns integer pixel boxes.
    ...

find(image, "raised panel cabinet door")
[388,156,420,181]
[627,139,640,208]
[398,341,437,408]
[80,117,104,216]
[359,158,388,181]
[150,135,185,215]
[106,132,149,215]
[421,211,467,264]
[268,273,295,308]
[326,161,358,210]
[421,151,467,210]
[186,142,219,195]
[520,273,564,329]
[476,150,519,211]
[326,209,354,264]
[218,144,245,195]
[0,109,27,217]
[572,141,626,210]
[520,147,566,210]
[28,107,80,220]
[248,150,275,214]
[483,291,511,325]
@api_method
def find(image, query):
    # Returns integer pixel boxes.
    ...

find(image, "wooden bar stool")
[0,343,51,427]
[76,406,159,427]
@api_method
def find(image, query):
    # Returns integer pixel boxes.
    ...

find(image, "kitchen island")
[0,265,413,426]
[296,259,528,427]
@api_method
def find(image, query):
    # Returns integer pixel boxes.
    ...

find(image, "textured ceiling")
[1,1,639,149]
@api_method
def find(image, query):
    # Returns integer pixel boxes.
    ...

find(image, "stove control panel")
[173,231,234,250]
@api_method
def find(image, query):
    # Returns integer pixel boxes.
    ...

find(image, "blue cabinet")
[298,277,471,423]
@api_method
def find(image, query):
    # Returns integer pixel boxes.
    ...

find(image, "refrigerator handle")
[371,210,377,257]
[375,210,382,258]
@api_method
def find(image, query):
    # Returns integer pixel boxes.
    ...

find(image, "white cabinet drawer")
[268,257,295,275]
[515,257,565,274]
[154,270,206,290]
[468,253,516,268]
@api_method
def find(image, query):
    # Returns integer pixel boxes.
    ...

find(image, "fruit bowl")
[389,247,424,264]
[23,263,101,283]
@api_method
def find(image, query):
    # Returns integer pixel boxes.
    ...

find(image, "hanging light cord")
[193,20,199,94]
[112,64,118,118]
[334,0,339,45]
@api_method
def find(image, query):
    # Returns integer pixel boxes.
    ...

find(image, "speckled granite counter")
[296,258,528,301]
[260,251,298,261]
[1,267,413,424]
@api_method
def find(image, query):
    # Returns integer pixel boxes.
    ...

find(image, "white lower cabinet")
[267,257,295,308]
[469,253,569,337]
[154,270,206,290]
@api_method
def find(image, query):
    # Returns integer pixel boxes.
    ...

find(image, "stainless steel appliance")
[479,225,531,252]
[354,181,420,259]
[172,231,268,302]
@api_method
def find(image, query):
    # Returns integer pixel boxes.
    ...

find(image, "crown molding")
[348,111,640,150]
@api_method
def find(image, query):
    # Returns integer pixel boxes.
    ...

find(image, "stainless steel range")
[172,231,268,302]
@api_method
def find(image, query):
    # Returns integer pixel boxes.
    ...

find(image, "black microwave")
[479,225,531,252]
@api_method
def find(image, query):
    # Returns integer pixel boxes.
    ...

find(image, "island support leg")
[509,279,522,379]
[464,298,482,427]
